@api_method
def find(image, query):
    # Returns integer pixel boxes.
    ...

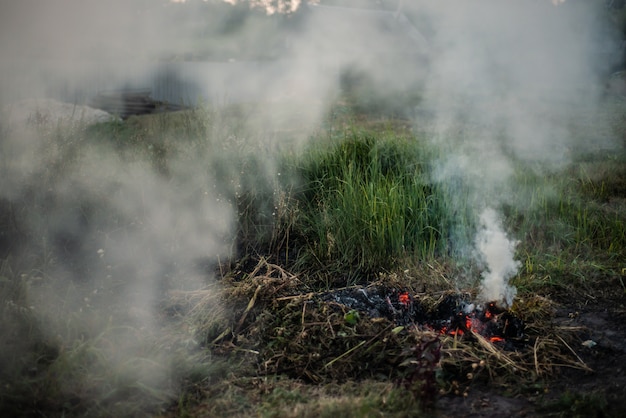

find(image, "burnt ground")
[439,291,626,418]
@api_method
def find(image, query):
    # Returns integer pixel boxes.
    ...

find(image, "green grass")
[498,155,626,296]
[284,131,463,281]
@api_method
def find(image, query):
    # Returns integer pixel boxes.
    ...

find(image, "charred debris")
[320,286,527,350]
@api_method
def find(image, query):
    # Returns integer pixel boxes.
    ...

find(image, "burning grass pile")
[169,258,595,405]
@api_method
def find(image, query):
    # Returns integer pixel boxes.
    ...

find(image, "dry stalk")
[471,330,529,372]
[556,335,593,372]
[324,323,394,369]
[235,284,262,334]
[534,337,541,376]
[324,340,367,369]
[275,293,315,302]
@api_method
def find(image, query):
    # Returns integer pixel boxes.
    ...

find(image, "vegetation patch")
[1,97,625,417]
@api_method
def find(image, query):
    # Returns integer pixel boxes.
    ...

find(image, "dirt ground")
[438,290,626,417]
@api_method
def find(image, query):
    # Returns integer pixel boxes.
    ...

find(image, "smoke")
[0,105,234,410]
[416,0,615,160]
[0,1,239,402]
[0,3,304,410]
[405,0,620,305]
[475,208,520,307]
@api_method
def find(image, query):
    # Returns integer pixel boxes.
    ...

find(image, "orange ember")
[438,309,509,344]
[398,292,410,306]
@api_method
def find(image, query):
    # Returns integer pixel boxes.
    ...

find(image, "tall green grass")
[502,155,626,294]
[270,130,474,282]
[507,160,626,253]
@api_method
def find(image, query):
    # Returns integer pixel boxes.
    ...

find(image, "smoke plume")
[0,2,238,409]
[475,208,520,307]
[407,0,620,304]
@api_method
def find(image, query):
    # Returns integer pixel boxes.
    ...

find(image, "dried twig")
[235,284,262,334]
[556,335,593,372]
[470,329,529,372]
[534,337,541,376]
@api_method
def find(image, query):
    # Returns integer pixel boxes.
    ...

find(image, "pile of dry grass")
[166,258,593,399]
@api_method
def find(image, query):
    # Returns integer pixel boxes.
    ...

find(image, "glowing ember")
[432,298,522,347]
[322,287,526,349]
[398,292,411,307]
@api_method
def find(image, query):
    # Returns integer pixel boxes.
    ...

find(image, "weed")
[397,333,442,409]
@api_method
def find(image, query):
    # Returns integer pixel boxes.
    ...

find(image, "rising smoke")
[0,1,239,412]
[475,207,520,307]
[407,0,619,305]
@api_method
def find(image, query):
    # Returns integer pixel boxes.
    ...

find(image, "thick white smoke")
[475,208,520,307]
